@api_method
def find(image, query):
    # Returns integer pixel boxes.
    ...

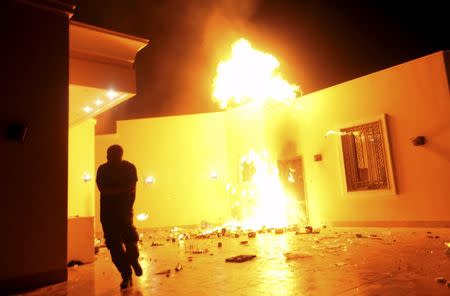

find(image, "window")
[340,120,391,192]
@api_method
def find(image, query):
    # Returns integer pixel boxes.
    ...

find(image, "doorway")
[278,156,309,225]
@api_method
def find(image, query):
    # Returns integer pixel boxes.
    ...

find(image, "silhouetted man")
[96,145,142,289]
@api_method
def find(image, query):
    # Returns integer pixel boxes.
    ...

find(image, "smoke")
[137,0,262,116]
[73,0,261,133]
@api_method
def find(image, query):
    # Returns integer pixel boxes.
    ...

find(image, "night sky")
[72,0,448,134]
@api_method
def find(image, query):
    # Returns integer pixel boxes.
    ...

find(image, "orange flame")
[229,151,303,230]
[212,38,301,109]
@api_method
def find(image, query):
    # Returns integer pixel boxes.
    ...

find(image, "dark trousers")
[101,212,140,279]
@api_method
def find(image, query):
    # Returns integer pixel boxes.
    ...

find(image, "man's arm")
[97,183,133,196]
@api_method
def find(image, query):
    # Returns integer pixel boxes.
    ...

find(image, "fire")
[212,38,301,109]
[136,213,149,221]
[229,151,303,229]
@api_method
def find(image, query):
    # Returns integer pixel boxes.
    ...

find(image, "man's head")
[107,145,123,165]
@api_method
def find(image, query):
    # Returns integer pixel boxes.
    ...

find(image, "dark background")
[71,0,449,134]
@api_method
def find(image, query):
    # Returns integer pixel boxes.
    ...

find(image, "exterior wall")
[95,113,230,232]
[0,1,70,293]
[298,51,450,225]
[68,119,96,217]
[95,51,450,230]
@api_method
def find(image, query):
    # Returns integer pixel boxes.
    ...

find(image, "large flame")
[212,38,301,109]
[228,151,303,230]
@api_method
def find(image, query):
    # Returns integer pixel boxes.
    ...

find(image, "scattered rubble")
[192,249,208,254]
[151,242,164,247]
[155,269,171,275]
[435,277,447,284]
[248,231,257,238]
[275,228,285,234]
[240,241,249,245]
[175,263,183,272]
[218,242,223,248]
[225,255,257,263]
[284,252,312,260]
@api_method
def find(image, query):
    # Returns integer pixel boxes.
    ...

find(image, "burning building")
[2,0,450,294]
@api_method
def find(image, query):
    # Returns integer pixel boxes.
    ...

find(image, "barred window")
[340,120,390,192]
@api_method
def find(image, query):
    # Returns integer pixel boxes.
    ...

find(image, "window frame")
[336,114,397,197]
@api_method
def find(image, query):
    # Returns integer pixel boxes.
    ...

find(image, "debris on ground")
[355,233,364,238]
[248,231,257,238]
[284,252,312,260]
[305,226,313,233]
[192,249,208,254]
[187,256,193,261]
[155,269,171,275]
[435,277,447,284]
[218,242,223,248]
[445,242,450,255]
[426,235,440,239]
[225,255,257,263]
[335,262,347,267]
[67,260,84,267]
[240,241,249,245]
[151,242,164,246]
[175,263,183,272]
[275,228,285,234]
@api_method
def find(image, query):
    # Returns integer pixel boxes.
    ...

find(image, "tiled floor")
[18,227,450,295]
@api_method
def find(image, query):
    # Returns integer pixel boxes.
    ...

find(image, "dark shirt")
[96,160,138,224]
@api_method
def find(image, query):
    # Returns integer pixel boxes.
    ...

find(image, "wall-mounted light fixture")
[82,173,92,182]
[210,170,219,179]
[136,213,149,221]
[411,136,426,146]
[145,176,155,184]
[6,123,28,142]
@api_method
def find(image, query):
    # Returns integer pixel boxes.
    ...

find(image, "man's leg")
[103,223,133,284]
[122,224,142,276]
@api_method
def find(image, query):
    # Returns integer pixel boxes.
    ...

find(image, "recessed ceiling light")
[95,99,104,106]
[106,89,119,100]
[83,106,93,113]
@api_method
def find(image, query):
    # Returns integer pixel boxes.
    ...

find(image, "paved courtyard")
[18,227,450,296]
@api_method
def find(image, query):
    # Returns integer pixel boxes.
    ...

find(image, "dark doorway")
[278,157,309,225]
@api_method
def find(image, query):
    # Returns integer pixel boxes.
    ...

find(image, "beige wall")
[95,51,450,230]
[95,113,230,231]
[68,119,96,217]
[297,51,450,225]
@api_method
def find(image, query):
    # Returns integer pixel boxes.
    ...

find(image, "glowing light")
[326,130,361,137]
[212,38,301,109]
[136,213,149,221]
[145,176,155,184]
[95,99,104,106]
[210,170,219,179]
[288,172,295,184]
[228,150,303,230]
[83,106,93,113]
[106,89,119,100]
[82,173,91,182]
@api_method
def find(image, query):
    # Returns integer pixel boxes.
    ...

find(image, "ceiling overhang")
[69,21,149,126]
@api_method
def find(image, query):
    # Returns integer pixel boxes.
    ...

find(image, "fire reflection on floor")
[21,227,450,296]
